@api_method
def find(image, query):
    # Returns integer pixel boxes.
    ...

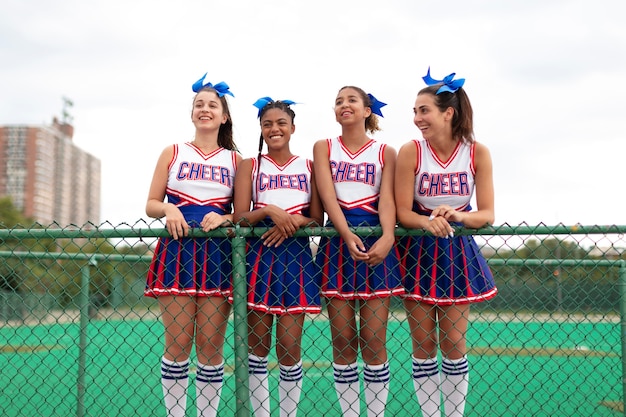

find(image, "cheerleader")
[395,68,497,417]
[233,98,323,417]
[313,86,403,417]
[144,74,242,417]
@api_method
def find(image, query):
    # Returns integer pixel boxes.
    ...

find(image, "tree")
[0,196,33,228]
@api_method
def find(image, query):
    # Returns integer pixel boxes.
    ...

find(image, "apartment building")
[0,117,101,227]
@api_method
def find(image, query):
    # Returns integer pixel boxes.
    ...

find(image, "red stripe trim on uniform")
[321,288,405,299]
[145,288,231,298]
[469,143,476,176]
[401,288,498,305]
[168,144,178,171]
[263,253,276,306]
[338,136,375,160]
[429,243,438,299]
[166,188,231,207]
[187,143,224,160]
[232,150,239,170]
[427,140,462,169]
[298,268,305,307]
[415,239,423,297]
[263,154,299,171]
[201,240,208,292]
[460,239,475,298]
[414,140,421,175]
[249,242,259,297]
[174,243,182,292]
[448,242,455,299]
[321,245,331,292]
[147,239,165,286]
[247,303,322,315]
[192,239,198,287]
[338,194,379,209]
[336,240,344,290]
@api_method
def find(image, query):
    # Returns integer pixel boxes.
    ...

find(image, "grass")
[0,311,621,416]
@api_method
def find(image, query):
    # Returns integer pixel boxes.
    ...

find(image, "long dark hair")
[419,85,474,143]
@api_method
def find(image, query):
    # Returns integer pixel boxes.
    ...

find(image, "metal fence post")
[77,256,96,417]
[232,227,250,417]
[619,261,626,417]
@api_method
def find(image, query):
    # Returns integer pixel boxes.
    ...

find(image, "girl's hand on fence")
[424,212,454,238]
[261,226,288,247]
[163,206,188,240]
[267,206,298,237]
[262,215,303,247]
[201,212,226,232]
[431,204,465,224]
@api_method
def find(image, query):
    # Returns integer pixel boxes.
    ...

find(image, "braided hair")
[255,100,296,175]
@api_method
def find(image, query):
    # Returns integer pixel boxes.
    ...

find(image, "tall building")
[0,117,101,227]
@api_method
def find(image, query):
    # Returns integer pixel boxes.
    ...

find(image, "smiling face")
[413,92,454,141]
[260,107,295,151]
[191,90,227,131]
[334,87,372,127]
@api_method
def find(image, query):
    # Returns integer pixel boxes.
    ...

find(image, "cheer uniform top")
[317,136,403,299]
[244,155,321,315]
[399,139,497,305]
[145,142,238,298]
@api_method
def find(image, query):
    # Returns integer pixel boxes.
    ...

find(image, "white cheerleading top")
[327,136,385,215]
[412,138,475,212]
[251,154,312,215]
[166,142,238,211]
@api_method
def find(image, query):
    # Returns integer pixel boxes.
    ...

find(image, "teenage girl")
[313,86,403,417]
[233,98,323,417]
[395,68,497,417]
[145,74,241,417]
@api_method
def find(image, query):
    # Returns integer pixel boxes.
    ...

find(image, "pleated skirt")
[317,214,403,300]
[245,235,321,315]
[398,233,497,305]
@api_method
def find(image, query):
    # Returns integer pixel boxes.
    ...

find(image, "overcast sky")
[2,0,625,228]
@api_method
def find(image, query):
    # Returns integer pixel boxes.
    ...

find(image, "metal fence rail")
[0,224,624,417]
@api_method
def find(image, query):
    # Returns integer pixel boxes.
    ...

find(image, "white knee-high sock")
[441,357,469,417]
[279,360,303,417]
[412,356,441,417]
[196,361,224,417]
[333,362,360,417]
[363,362,390,417]
[161,357,189,417]
[249,354,270,417]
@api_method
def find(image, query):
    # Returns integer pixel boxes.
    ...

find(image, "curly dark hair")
[337,86,381,133]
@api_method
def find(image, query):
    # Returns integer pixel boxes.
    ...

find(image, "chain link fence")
[0,223,624,417]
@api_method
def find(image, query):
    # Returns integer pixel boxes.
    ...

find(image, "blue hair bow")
[367,93,387,117]
[422,67,465,94]
[191,73,234,97]
[252,96,296,118]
